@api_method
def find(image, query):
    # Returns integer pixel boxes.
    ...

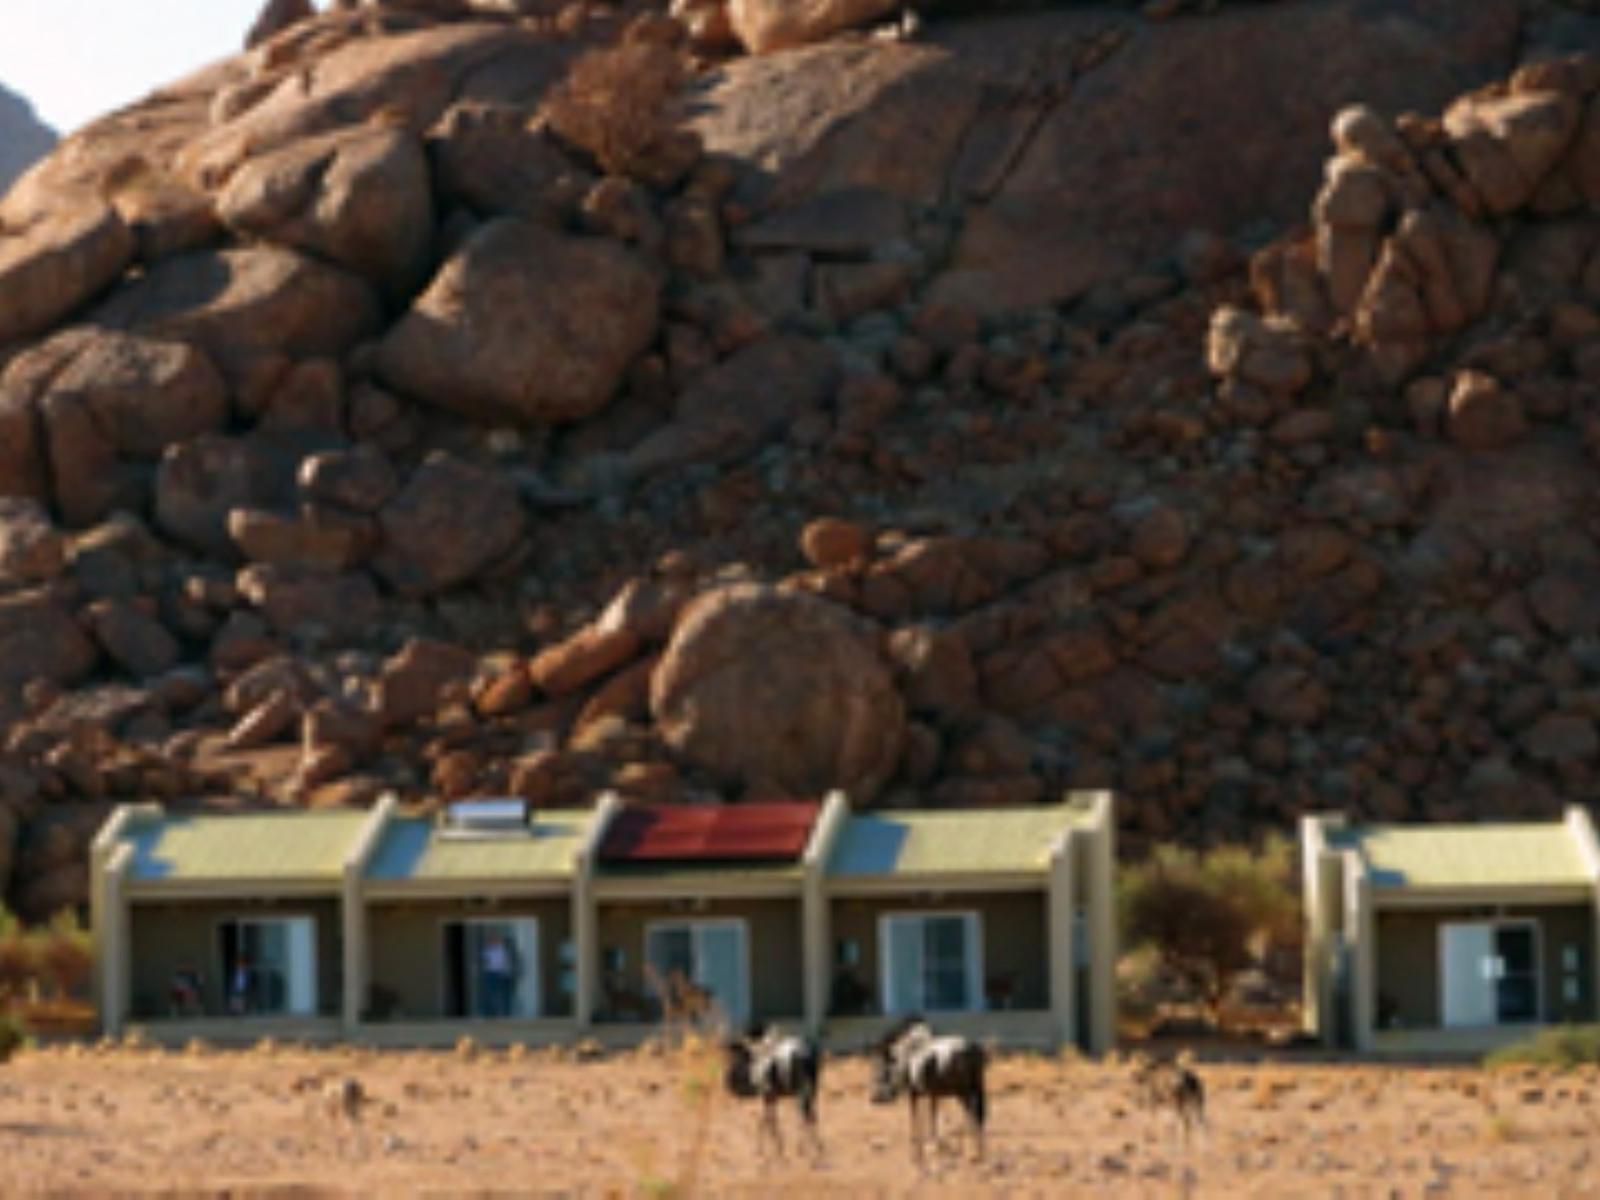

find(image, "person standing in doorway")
[480,933,519,1018]
[229,957,253,1015]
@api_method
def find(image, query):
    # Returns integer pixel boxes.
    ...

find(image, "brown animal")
[1130,1052,1206,1140]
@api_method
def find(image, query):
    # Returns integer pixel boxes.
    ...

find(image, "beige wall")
[1376,904,1596,1029]
[128,897,341,1019]
[595,897,803,1024]
[367,897,574,1021]
[829,890,1050,1015]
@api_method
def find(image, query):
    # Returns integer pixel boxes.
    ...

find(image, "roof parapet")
[344,791,399,877]
[91,802,163,860]
[1565,805,1600,883]
[803,789,850,869]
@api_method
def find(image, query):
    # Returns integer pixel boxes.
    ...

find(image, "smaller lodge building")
[1302,807,1600,1056]
[92,790,1117,1053]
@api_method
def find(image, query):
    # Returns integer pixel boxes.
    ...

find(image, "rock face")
[651,583,906,800]
[372,452,526,596]
[0,589,97,694]
[0,82,55,194]
[728,0,901,54]
[91,246,382,378]
[217,125,434,300]
[694,0,1524,313]
[36,331,230,526]
[0,3,1599,919]
[0,204,134,344]
[246,0,315,48]
[377,218,661,425]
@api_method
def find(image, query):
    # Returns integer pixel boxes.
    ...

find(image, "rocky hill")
[0,0,1597,918]
[0,83,56,196]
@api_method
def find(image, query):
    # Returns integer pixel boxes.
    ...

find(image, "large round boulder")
[376,217,661,425]
[650,583,905,800]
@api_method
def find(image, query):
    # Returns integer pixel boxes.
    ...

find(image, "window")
[218,916,317,1016]
[644,919,750,1025]
[879,912,984,1015]
[442,917,541,1019]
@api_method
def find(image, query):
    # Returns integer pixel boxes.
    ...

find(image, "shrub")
[1485,1025,1600,1071]
[0,907,94,1002]
[0,1010,24,1063]
[38,909,93,1000]
[0,908,39,1002]
[1119,836,1300,1020]
[543,43,692,183]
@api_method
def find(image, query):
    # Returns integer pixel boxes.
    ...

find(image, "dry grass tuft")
[543,43,692,183]
[1484,1110,1522,1143]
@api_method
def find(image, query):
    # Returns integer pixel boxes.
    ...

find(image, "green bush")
[1485,1025,1600,1070]
[0,1010,23,1063]
[1118,836,1300,1018]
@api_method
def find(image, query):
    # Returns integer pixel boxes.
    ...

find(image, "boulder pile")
[0,0,1595,916]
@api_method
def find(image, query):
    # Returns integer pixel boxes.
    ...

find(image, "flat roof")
[826,803,1087,880]
[125,811,368,884]
[365,812,590,884]
[1331,822,1595,891]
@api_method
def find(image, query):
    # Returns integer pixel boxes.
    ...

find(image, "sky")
[1,0,277,136]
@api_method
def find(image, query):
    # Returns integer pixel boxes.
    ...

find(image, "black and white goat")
[871,1016,987,1164]
[722,1023,824,1160]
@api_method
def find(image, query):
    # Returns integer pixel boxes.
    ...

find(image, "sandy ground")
[2,1040,1600,1197]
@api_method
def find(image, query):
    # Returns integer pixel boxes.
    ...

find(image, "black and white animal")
[1130,1053,1206,1140]
[870,1016,987,1163]
[722,1023,824,1159]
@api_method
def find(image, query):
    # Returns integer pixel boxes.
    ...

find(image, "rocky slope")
[0,0,1597,918]
[0,83,56,195]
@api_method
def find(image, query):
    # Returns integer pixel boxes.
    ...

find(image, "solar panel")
[441,798,530,838]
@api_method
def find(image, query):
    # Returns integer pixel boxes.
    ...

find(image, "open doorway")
[218,916,317,1016]
[442,917,541,1019]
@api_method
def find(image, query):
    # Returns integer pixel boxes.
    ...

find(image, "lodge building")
[91,790,1118,1052]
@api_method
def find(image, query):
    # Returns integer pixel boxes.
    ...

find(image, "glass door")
[1440,922,1496,1028]
[1494,924,1539,1023]
[219,916,316,1016]
[880,912,982,1015]
[645,920,750,1026]
[696,923,748,1026]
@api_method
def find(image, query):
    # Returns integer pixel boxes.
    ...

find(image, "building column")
[101,847,132,1038]
[340,794,394,1038]
[1046,831,1076,1052]
[340,875,367,1036]
[1346,857,1375,1053]
[1085,797,1117,1056]
[573,792,622,1030]
[1564,806,1600,1022]
[572,872,597,1029]
[1316,851,1344,1047]
[801,791,849,1039]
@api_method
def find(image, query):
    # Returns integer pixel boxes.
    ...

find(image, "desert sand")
[2,1039,1599,1197]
